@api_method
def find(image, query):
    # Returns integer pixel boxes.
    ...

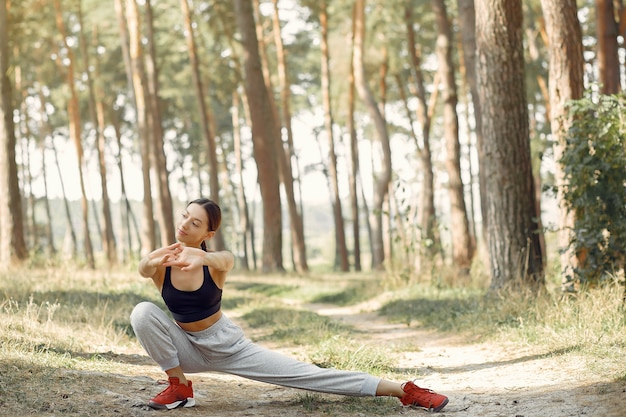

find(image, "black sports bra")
[161,265,222,323]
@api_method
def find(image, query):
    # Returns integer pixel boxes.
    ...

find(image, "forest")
[1,0,626,292]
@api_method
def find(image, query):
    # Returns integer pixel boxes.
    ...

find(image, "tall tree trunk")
[595,0,621,94]
[395,73,428,271]
[432,0,473,271]
[180,0,224,249]
[52,137,78,259]
[53,0,94,268]
[539,0,584,291]
[252,0,293,270]
[405,3,439,273]
[0,0,27,264]
[456,0,486,244]
[111,111,140,261]
[476,0,544,289]
[145,0,175,247]
[379,45,393,266]
[125,0,156,255]
[78,10,117,265]
[348,2,361,271]
[35,102,57,255]
[233,0,283,272]
[271,0,308,273]
[320,0,349,271]
[238,89,259,270]
[232,90,251,270]
[15,69,36,251]
[353,0,392,269]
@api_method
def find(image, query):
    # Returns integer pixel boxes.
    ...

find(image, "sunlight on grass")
[308,335,397,376]
[378,279,626,380]
[1,261,624,403]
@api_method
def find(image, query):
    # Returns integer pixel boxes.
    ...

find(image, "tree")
[180,0,224,249]
[456,0,485,243]
[144,0,176,248]
[475,0,544,289]
[404,2,439,272]
[124,0,156,256]
[78,6,117,265]
[595,0,621,93]
[539,0,584,291]
[52,0,95,268]
[270,0,308,273]
[353,0,392,270]
[432,0,473,271]
[0,0,27,264]
[347,2,362,272]
[233,0,283,272]
[320,0,349,271]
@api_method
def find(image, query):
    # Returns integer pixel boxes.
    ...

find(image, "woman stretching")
[130,198,449,412]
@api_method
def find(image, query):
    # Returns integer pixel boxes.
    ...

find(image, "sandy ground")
[8,302,626,417]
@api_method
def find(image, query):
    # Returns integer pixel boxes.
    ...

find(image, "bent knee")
[130,301,160,327]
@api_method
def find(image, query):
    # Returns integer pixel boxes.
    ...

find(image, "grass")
[0,263,625,415]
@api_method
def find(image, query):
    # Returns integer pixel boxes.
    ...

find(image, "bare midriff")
[176,310,222,332]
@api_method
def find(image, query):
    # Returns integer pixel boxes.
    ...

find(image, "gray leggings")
[130,302,380,397]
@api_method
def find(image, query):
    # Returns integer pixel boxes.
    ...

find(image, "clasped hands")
[150,242,205,272]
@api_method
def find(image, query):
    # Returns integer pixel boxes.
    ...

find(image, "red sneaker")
[148,377,195,410]
[400,381,448,412]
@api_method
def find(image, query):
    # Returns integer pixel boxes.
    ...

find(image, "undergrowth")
[0,262,624,415]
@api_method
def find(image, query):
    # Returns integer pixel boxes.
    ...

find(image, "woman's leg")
[195,314,380,397]
[130,302,211,376]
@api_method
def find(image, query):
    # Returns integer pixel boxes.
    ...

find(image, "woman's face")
[175,203,213,246]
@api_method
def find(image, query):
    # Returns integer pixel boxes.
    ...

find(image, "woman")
[130,198,448,412]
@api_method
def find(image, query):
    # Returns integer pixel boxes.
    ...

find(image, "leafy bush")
[560,93,626,285]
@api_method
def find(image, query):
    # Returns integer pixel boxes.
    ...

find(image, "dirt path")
[309,303,626,417]
[16,302,625,417]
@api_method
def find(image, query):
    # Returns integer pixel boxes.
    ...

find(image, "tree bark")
[353,0,392,270]
[125,0,156,255]
[432,0,473,271]
[320,0,349,271]
[475,0,544,289]
[53,0,94,268]
[456,0,486,244]
[539,0,584,291]
[233,0,283,272]
[404,3,439,272]
[348,2,361,271]
[271,0,308,272]
[111,110,141,261]
[232,90,251,270]
[0,0,27,264]
[595,0,621,94]
[34,102,57,255]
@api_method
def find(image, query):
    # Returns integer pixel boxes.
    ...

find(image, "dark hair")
[188,198,221,251]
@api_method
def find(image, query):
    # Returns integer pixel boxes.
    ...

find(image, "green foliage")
[559,93,626,285]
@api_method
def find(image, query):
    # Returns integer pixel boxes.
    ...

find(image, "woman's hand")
[162,246,205,272]
[139,242,184,277]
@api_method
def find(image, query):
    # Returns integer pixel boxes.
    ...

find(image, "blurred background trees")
[0,0,624,293]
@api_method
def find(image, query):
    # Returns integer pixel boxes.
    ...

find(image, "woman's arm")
[164,247,234,273]
[203,250,235,273]
[138,242,183,278]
